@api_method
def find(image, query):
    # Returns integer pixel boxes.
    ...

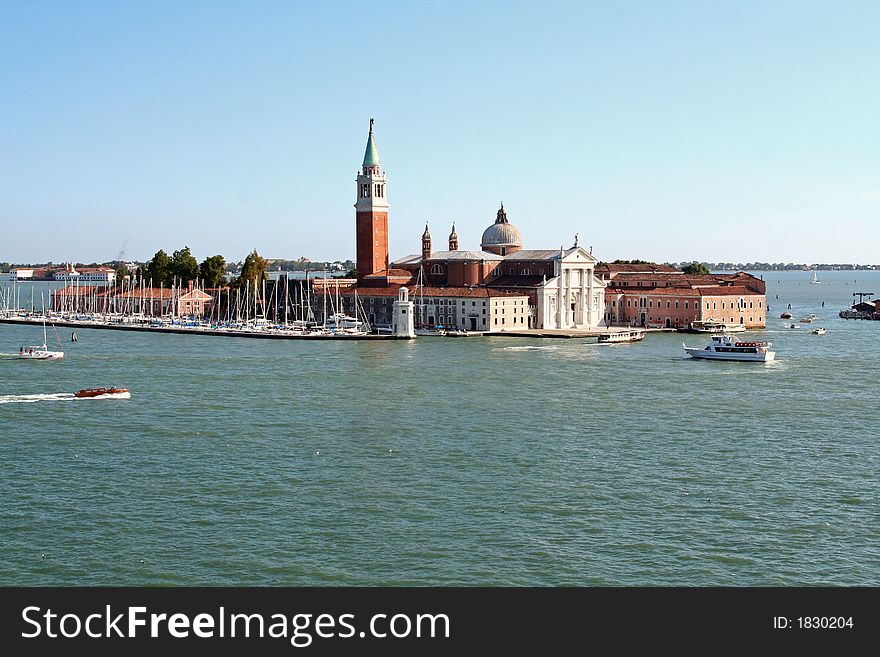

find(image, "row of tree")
[135,247,268,289]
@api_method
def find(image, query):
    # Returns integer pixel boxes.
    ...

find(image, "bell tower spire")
[355,118,390,282]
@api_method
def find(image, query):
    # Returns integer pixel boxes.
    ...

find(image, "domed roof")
[481,203,523,248]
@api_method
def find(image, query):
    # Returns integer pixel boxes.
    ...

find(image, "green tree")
[144,249,173,286]
[171,246,200,284]
[235,249,269,289]
[114,261,130,282]
[682,262,710,275]
[199,255,227,288]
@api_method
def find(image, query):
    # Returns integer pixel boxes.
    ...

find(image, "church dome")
[481,203,523,251]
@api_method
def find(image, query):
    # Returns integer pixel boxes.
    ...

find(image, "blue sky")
[1,1,878,264]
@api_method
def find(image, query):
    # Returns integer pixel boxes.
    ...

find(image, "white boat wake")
[496,345,560,352]
[0,391,131,404]
[0,392,76,404]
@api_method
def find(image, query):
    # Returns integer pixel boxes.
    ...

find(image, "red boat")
[74,387,130,398]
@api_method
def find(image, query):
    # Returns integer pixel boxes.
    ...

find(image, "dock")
[0,316,402,340]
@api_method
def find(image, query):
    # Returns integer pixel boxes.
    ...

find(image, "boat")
[809,270,821,284]
[684,335,775,362]
[720,323,747,333]
[415,325,447,336]
[18,316,64,361]
[598,329,646,343]
[789,323,801,329]
[689,320,726,333]
[74,387,130,399]
[799,313,817,323]
[811,327,827,335]
[779,312,792,319]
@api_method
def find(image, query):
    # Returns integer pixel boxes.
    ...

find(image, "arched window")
[520,268,531,275]
[430,264,443,275]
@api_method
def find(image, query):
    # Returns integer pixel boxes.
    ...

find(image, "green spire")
[363,118,380,166]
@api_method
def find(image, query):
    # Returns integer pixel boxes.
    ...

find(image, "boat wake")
[496,345,560,352]
[0,392,76,404]
[0,391,131,404]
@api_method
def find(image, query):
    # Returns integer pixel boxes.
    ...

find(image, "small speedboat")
[74,387,130,399]
[779,312,792,319]
[789,323,801,329]
[811,327,827,335]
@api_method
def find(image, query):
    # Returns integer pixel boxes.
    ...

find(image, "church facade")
[342,121,606,331]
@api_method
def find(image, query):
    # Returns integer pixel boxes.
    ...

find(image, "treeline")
[268,257,354,272]
[679,262,879,271]
[135,247,268,289]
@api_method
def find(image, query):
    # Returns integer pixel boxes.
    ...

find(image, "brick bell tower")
[355,119,389,282]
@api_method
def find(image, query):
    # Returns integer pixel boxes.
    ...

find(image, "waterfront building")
[10,268,35,281]
[600,265,767,328]
[53,263,117,286]
[341,121,606,330]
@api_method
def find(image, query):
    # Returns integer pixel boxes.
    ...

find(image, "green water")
[1,271,877,585]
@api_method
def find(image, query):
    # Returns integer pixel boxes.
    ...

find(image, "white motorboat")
[788,323,801,329]
[684,335,775,362]
[598,329,646,343]
[811,327,827,335]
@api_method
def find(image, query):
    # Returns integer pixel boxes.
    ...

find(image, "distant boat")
[18,316,64,361]
[789,323,801,329]
[779,312,792,319]
[74,387,130,399]
[809,270,821,284]
[811,327,827,335]
[598,329,645,343]
[689,320,725,333]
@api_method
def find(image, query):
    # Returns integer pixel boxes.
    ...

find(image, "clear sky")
[2,0,878,265]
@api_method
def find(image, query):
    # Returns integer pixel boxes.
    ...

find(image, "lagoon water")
[1,271,878,585]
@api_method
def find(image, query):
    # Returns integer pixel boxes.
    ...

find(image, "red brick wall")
[356,211,388,281]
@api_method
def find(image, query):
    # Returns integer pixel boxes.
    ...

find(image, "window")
[494,318,497,325]
[666,301,671,308]
[675,301,679,309]
[430,264,443,275]
[520,268,531,275]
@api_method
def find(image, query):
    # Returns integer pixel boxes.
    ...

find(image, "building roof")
[363,120,380,166]
[426,250,504,261]
[343,285,527,298]
[503,249,564,261]
[596,263,679,274]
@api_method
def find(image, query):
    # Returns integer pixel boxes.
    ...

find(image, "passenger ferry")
[683,335,776,362]
[598,329,645,343]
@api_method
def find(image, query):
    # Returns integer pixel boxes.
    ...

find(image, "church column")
[579,268,586,327]
[556,272,564,329]
[587,267,594,326]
